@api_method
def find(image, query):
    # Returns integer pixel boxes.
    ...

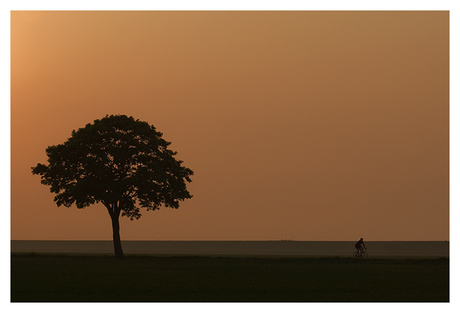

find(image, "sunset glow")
[11,11,449,241]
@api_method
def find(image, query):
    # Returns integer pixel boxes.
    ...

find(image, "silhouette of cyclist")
[355,238,366,252]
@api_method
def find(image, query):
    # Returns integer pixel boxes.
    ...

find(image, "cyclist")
[355,238,366,254]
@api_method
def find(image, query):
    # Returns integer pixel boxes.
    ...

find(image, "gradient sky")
[11,11,449,241]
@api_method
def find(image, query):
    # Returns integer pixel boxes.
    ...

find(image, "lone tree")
[32,115,193,259]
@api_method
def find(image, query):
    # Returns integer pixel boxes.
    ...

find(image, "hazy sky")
[11,11,449,241]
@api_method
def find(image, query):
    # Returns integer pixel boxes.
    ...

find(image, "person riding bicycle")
[355,238,366,253]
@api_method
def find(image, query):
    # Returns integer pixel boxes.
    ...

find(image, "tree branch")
[102,200,114,217]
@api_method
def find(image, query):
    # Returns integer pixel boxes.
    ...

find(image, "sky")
[10,10,449,241]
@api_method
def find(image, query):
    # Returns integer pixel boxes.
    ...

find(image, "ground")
[11,253,449,302]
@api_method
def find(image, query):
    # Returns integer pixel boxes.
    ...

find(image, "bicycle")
[353,247,368,258]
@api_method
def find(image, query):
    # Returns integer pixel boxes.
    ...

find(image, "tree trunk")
[111,214,124,259]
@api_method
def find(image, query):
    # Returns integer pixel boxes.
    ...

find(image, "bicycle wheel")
[361,251,368,258]
[353,251,359,258]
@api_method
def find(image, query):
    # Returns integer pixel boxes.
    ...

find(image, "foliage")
[32,114,193,220]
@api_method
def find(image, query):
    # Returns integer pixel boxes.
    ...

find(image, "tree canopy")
[32,115,193,258]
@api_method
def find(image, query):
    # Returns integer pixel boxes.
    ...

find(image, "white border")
[3,1,457,312]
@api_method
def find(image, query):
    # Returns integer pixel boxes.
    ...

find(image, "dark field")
[11,254,449,302]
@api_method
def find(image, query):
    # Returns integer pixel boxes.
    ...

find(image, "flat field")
[11,254,449,302]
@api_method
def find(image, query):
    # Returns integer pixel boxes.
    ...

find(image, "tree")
[32,115,194,259]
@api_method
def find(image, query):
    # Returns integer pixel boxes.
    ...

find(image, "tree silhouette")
[32,115,193,259]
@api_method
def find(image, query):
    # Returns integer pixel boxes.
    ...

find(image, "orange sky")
[11,11,449,241]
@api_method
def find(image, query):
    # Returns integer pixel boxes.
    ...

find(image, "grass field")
[11,253,449,302]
